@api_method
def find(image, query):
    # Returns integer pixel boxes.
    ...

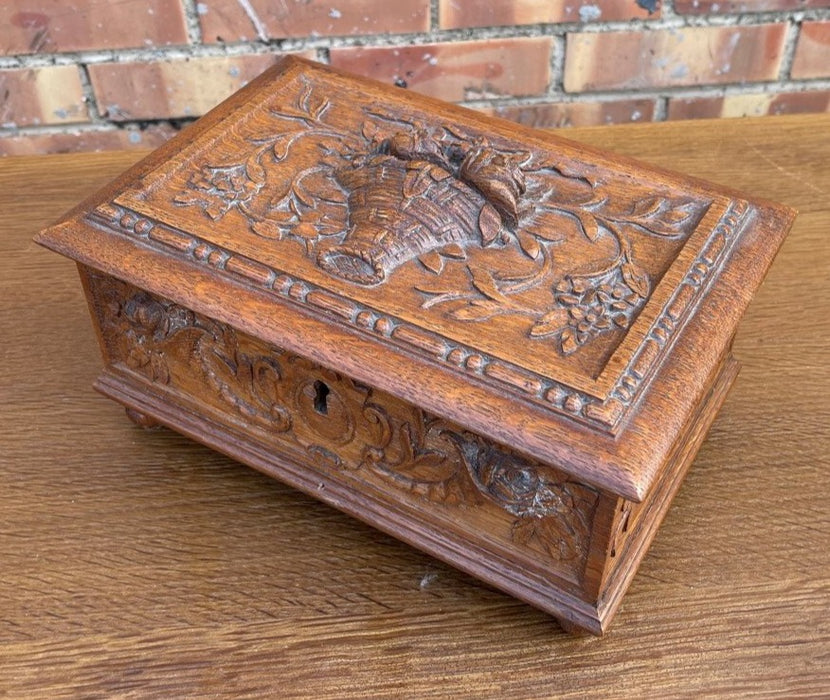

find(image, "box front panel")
[81,266,602,606]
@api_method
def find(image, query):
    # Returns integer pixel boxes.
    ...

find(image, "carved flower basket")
[35,57,795,634]
[319,155,488,285]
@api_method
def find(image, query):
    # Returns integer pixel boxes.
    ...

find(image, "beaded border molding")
[86,198,748,434]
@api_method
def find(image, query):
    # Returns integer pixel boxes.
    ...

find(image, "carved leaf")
[527,224,565,243]
[516,230,542,260]
[414,281,456,296]
[529,309,568,338]
[297,169,347,205]
[664,200,703,225]
[439,243,467,260]
[469,266,507,302]
[478,179,521,223]
[403,168,432,199]
[149,353,170,385]
[251,219,284,239]
[272,132,300,161]
[204,202,227,220]
[525,208,583,243]
[259,206,297,225]
[478,203,503,246]
[533,169,595,206]
[624,197,707,237]
[620,260,650,298]
[298,80,313,112]
[308,94,330,120]
[244,155,267,184]
[311,199,348,223]
[173,190,205,207]
[387,451,457,483]
[534,517,576,561]
[418,250,444,275]
[296,221,328,240]
[291,182,315,209]
[557,293,581,306]
[576,210,601,242]
[428,164,452,182]
[362,120,381,143]
[631,196,663,219]
[449,300,503,321]
[560,328,580,355]
[511,517,537,547]
[548,160,594,183]
[416,288,467,309]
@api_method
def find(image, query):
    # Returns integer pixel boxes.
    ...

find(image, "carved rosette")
[90,274,599,569]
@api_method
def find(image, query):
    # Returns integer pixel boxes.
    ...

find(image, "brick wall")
[1,0,828,155]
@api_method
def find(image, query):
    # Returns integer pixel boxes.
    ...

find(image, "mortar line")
[429,0,440,32]
[459,77,830,109]
[549,33,567,97]
[778,18,803,82]
[75,63,107,125]
[654,96,669,121]
[180,0,205,45]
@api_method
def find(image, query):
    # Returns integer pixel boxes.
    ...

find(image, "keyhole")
[313,380,330,415]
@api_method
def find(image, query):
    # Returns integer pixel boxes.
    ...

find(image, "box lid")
[36,57,795,501]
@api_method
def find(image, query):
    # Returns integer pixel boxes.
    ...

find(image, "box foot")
[558,617,594,636]
[125,407,161,429]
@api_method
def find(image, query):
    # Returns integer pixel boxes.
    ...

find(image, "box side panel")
[590,353,741,628]
[80,266,610,631]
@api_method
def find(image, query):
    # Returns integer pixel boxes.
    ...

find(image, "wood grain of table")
[1,115,828,698]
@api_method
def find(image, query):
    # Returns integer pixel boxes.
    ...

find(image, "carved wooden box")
[36,57,795,634]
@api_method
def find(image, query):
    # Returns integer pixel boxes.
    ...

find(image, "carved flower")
[527,255,650,355]
[386,126,449,168]
[463,445,595,562]
[553,274,645,354]
[472,450,570,518]
[458,140,527,226]
[117,295,172,383]
[174,163,262,220]
[124,293,166,336]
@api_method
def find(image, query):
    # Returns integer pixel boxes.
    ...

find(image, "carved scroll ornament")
[92,275,599,568]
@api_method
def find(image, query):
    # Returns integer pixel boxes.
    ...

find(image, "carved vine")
[93,276,599,566]
[173,76,711,356]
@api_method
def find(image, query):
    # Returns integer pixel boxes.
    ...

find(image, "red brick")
[667,96,724,120]
[668,90,830,121]
[0,66,87,127]
[330,38,552,102]
[676,0,830,13]
[0,125,177,156]
[484,99,656,128]
[88,54,312,121]
[564,25,788,92]
[0,0,188,55]
[440,0,656,29]
[791,22,830,80]
[199,0,429,43]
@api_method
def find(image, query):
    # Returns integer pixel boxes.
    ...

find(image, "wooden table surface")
[2,114,828,698]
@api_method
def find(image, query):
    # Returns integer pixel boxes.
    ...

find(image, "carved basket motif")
[319,157,482,285]
[319,143,521,285]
